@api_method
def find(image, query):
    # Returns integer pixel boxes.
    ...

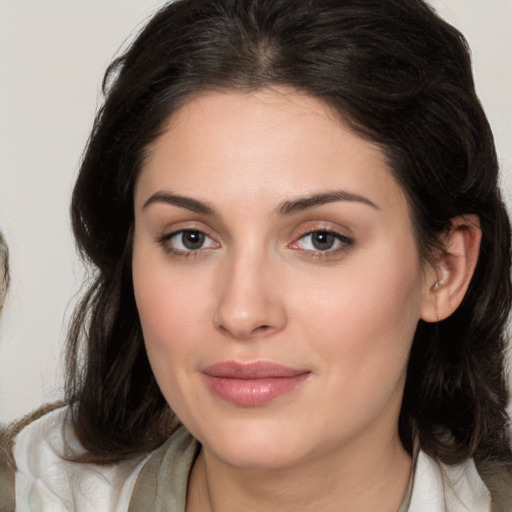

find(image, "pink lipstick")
[202,361,310,406]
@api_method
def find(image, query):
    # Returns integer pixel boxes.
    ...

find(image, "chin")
[190,418,320,470]
[211,440,306,470]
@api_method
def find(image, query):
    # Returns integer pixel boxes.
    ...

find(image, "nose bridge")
[214,242,285,339]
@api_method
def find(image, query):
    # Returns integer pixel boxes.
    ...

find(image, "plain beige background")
[0,0,511,423]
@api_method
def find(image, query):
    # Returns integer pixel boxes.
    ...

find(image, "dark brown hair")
[67,0,511,494]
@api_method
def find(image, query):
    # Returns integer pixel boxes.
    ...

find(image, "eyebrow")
[277,190,379,215]
[142,189,379,216]
[142,192,217,215]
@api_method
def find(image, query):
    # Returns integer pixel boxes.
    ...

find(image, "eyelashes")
[290,230,353,255]
[157,229,219,258]
[157,228,354,260]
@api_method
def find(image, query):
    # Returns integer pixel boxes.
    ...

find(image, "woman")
[0,232,7,312]
[0,231,12,506]
[4,0,511,510]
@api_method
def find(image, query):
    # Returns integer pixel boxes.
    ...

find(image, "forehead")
[136,88,407,216]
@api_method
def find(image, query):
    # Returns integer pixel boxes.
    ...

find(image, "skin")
[132,89,479,512]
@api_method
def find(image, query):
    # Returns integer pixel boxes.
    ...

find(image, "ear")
[420,215,481,323]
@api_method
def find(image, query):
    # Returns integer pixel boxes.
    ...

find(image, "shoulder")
[7,405,150,511]
[409,450,492,512]
[1,403,64,511]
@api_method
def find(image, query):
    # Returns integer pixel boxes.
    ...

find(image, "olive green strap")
[484,471,512,512]
[0,433,15,512]
[395,477,413,512]
[128,427,199,512]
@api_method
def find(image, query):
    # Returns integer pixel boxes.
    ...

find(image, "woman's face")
[132,89,433,470]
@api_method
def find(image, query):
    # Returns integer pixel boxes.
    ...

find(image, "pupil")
[182,231,205,250]
[312,232,335,250]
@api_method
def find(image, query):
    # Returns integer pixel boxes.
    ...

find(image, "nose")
[213,251,287,340]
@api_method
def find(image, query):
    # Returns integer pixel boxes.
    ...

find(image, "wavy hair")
[67,0,511,497]
[0,231,8,311]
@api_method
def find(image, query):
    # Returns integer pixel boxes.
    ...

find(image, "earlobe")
[420,215,481,323]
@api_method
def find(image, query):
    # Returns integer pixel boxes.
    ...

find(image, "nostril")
[254,325,270,333]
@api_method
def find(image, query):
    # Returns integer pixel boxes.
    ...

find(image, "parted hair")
[67,0,512,497]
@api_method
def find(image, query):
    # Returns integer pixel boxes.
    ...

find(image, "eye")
[293,230,353,253]
[159,229,219,253]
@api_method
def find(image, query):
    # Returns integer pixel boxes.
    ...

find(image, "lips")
[202,361,310,406]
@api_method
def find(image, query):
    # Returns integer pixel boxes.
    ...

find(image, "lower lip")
[203,374,310,406]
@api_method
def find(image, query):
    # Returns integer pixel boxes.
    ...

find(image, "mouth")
[202,361,311,406]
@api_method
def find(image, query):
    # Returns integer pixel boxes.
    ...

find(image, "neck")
[186,431,412,512]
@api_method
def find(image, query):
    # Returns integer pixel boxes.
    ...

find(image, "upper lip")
[202,361,309,379]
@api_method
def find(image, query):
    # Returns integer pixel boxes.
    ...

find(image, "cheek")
[131,240,208,380]
[134,271,208,361]
[294,262,423,438]
[295,246,424,384]
[133,266,213,426]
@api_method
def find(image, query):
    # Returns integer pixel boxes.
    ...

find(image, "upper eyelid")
[157,221,216,238]
[159,227,215,242]
[299,228,352,239]
[295,230,353,245]
[293,224,354,241]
